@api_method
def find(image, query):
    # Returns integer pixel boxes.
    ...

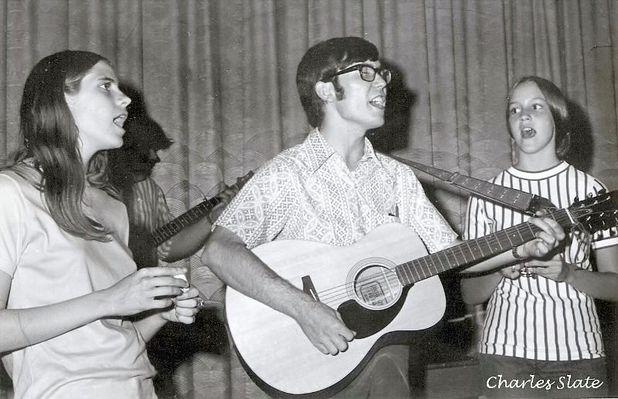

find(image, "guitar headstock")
[569,190,618,234]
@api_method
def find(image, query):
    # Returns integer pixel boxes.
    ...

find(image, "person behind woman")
[107,86,237,398]
[0,50,200,398]
[461,76,618,398]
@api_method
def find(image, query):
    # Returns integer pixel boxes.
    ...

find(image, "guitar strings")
[316,221,539,306]
[314,211,588,306]
[313,207,609,306]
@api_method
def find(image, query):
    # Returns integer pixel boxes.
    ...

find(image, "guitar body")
[225,223,446,397]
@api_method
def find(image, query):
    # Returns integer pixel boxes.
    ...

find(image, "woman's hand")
[520,215,565,258]
[100,266,189,317]
[523,255,576,282]
[500,263,523,279]
[160,286,200,324]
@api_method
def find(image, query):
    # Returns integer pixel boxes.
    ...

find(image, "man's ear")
[315,81,335,103]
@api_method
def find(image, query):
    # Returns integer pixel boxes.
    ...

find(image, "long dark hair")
[13,50,118,241]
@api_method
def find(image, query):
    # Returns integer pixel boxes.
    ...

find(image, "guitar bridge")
[301,275,319,301]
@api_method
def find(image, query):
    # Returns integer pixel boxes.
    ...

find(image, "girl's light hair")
[507,76,571,158]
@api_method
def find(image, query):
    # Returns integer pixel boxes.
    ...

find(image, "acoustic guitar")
[225,190,618,397]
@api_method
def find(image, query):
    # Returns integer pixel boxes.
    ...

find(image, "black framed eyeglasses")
[328,64,391,84]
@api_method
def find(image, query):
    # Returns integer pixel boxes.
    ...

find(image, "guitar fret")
[427,254,440,275]
[437,252,448,273]
[416,259,427,279]
[403,261,414,285]
[428,254,440,274]
[515,227,525,244]
[445,248,458,268]
[423,256,437,276]
[171,219,183,228]
[434,252,447,272]
[397,208,573,285]
[395,265,407,285]
[412,267,422,281]
[150,174,252,246]
[398,262,411,285]
[151,199,216,245]
[477,239,490,258]
[414,259,426,282]
[453,244,468,264]
[434,254,447,273]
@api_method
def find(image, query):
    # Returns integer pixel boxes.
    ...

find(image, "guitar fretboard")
[396,208,572,285]
[151,197,221,246]
[150,172,253,246]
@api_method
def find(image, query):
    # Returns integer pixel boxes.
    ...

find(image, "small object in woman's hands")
[175,273,189,292]
[196,296,207,309]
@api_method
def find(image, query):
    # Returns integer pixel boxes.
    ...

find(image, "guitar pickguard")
[338,256,408,338]
[338,286,411,339]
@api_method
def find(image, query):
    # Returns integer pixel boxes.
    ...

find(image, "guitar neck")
[149,172,253,247]
[396,208,572,285]
[151,197,220,246]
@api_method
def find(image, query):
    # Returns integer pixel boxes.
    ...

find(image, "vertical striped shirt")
[464,161,618,361]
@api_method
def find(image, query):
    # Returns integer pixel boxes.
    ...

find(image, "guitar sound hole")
[353,265,401,310]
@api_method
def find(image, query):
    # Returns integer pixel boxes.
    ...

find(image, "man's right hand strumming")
[293,295,356,355]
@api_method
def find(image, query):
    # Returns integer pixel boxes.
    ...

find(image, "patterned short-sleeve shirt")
[216,129,457,252]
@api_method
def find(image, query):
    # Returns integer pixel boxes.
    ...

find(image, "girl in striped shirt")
[461,76,618,398]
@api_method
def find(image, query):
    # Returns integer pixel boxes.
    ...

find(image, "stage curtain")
[1,1,616,398]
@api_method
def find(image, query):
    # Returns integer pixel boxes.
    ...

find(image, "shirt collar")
[304,128,378,172]
[507,161,569,180]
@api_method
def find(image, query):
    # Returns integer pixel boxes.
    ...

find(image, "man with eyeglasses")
[202,36,564,398]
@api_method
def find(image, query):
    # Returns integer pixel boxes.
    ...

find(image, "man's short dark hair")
[122,116,173,152]
[296,37,379,128]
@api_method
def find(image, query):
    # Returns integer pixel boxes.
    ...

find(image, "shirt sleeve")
[214,157,297,249]
[154,182,174,260]
[396,164,458,253]
[0,175,27,277]
[586,179,618,250]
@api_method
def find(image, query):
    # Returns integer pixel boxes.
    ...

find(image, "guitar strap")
[389,155,555,214]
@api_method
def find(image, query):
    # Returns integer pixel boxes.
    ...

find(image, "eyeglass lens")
[361,66,390,83]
